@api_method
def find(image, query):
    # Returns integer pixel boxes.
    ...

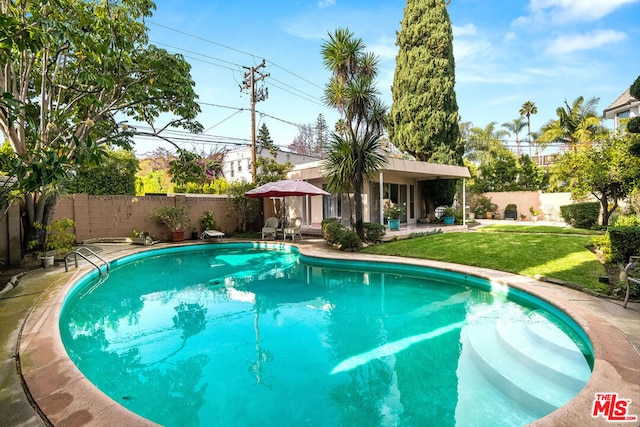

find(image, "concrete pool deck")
[1,239,639,426]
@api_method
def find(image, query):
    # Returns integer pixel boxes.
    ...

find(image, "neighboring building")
[223,147,320,182]
[603,88,640,129]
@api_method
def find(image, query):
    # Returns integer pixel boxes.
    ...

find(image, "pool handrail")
[64,247,110,275]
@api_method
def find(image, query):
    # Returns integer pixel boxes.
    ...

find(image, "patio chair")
[200,230,225,240]
[283,217,303,241]
[261,217,279,239]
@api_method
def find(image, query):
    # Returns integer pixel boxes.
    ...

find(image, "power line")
[147,20,325,92]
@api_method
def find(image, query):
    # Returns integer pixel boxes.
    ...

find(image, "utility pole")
[240,59,269,183]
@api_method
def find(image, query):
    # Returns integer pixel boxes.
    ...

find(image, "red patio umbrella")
[244,180,330,224]
[244,180,330,198]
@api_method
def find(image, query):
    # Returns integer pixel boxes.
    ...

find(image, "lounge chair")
[261,217,279,239]
[283,217,303,241]
[200,230,225,239]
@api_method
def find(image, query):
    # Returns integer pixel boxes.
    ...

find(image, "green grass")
[478,224,603,235]
[362,228,609,294]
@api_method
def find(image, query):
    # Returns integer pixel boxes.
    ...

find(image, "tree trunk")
[22,193,56,252]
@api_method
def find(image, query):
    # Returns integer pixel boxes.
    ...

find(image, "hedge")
[608,226,640,264]
[560,202,600,228]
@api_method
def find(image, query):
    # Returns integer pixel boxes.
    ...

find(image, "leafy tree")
[388,0,461,216]
[288,114,329,157]
[553,131,640,225]
[227,180,259,232]
[464,122,510,164]
[0,0,202,250]
[168,149,225,186]
[539,96,601,150]
[627,75,640,155]
[321,28,388,238]
[502,117,527,156]
[70,149,139,195]
[388,0,461,164]
[519,101,538,157]
[255,123,291,185]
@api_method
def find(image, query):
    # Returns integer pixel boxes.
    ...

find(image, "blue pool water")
[60,243,593,427]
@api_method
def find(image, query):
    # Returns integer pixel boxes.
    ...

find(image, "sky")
[133,0,640,156]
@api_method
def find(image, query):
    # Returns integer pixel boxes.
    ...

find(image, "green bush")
[613,215,640,226]
[338,228,363,251]
[362,222,386,243]
[200,210,217,231]
[321,218,342,244]
[321,218,362,250]
[560,202,600,228]
[608,226,640,263]
[472,196,497,218]
[628,116,640,134]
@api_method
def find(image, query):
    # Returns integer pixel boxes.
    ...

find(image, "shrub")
[320,218,362,250]
[321,218,342,244]
[628,116,640,134]
[338,228,362,251]
[44,218,76,257]
[613,215,640,227]
[472,196,497,218]
[608,226,640,263]
[362,222,386,243]
[200,210,217,231]
[560,202,600,228]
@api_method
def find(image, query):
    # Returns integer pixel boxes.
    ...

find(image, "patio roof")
[288,157,470,181]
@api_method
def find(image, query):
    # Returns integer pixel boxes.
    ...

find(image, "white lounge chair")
[283,217,303,241]
[261,217,279,239]
[200,230,225,239]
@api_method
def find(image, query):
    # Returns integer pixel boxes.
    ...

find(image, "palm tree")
[321,28,388,238]
[464,122,510,164]
[519,101,538,157]
[539,96,601,151]
[501,117,527,156]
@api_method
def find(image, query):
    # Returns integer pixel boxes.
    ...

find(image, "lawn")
[362,225,609,294]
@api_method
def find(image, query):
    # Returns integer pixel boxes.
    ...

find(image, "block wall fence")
[51,193,238,243]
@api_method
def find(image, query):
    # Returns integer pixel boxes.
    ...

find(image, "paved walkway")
[1,240,638,426]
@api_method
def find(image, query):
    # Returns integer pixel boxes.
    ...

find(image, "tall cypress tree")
[389,0,462,165]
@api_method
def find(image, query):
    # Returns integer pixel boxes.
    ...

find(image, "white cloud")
[453,24,477,37]
[528,0,640,23]
[368,36,397,60]
[545,29,627,55]
[318,0,335,8]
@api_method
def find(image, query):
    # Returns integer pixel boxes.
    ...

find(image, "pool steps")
[465,306,591,418]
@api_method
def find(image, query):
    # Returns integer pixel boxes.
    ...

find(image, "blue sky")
[134,0,640,155]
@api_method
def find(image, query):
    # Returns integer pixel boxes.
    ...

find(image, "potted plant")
[384,201,406,231]
[472,196,497,219]
[128,230,151,245]
[442,206,457,225]
[529,206,541,222]
[149,205,190,241]
[504,204,518,220]
[34,218,76,267]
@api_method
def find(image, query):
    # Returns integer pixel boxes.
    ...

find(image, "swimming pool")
[59,243,593,426]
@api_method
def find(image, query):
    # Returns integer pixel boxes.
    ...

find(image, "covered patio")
[286,157,471,229]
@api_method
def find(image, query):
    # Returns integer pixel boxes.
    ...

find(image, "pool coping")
[18,241,640,426]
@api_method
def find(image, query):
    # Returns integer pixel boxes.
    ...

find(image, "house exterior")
[277,157,471,228]
[603,88,640,129]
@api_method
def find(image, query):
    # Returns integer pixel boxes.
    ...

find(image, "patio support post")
[462,178,466,227]
[379,172,384,225]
